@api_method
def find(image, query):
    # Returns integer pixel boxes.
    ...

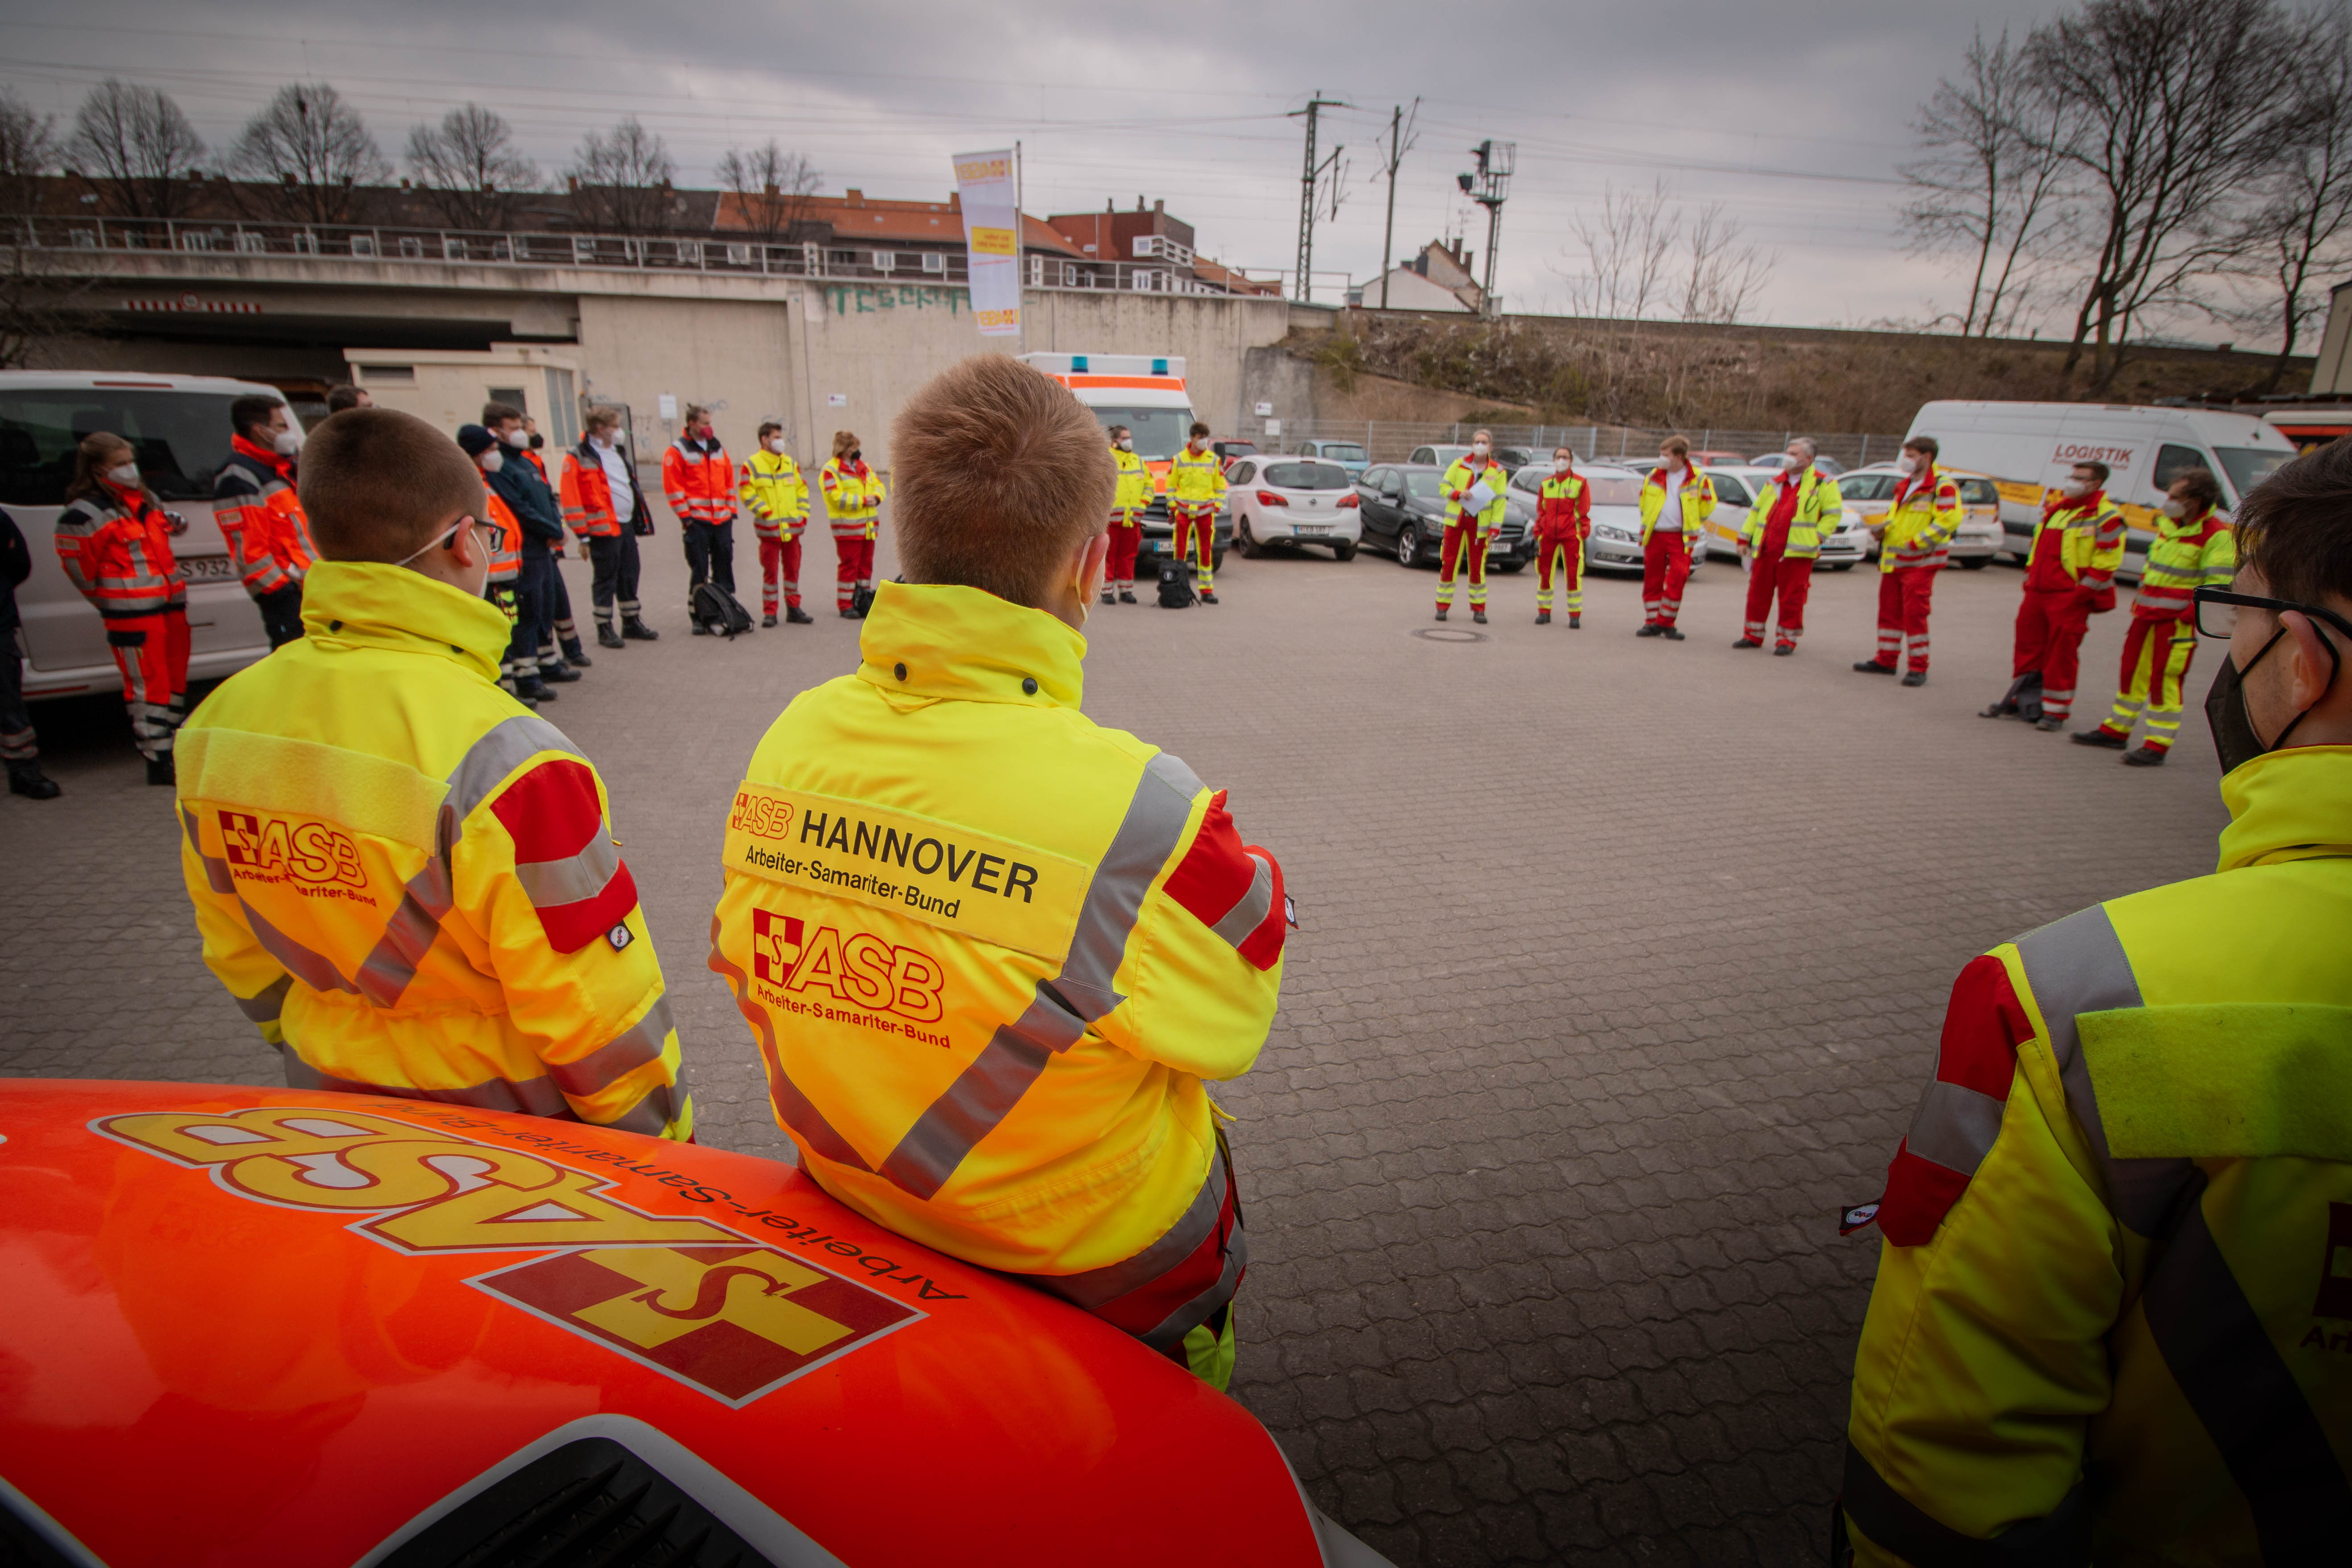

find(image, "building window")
[349,235,378,258]
[357,364,416,383]
[873,251,896,272]
[921,251,947,274]
[397,236,425,259]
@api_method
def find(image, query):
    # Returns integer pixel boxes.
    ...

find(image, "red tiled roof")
[715,190,1083,256]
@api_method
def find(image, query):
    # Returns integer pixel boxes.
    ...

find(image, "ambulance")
[1019,352,1230,571]
[1905,400,2296,579]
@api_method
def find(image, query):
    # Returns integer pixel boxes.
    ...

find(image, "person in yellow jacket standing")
[709,356,1287,1389]
[2074,466,2237,765]
[819,430,886,619]
[1853,436,1960,687]
[1437,429,1510,625]
[1103,423,1149,605]
[1736,436,1842,655]
[1837,437,2352,1567]
[1637,436,1715,639]
[741,421,813,628]
[174,408,690,1137]
[1166,421,1226,604]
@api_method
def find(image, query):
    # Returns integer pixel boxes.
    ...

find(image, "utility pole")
[1455,140,1515,317]
[1377,99,1420,310]
[1290,90,1348,304]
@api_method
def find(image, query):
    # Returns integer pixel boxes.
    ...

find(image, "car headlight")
[1596,524,1635,542]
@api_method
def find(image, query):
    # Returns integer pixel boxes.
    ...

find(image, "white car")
[1227,456,1362,560]
[1691,465,1870,569]
[1506,463,1652,572]
[1835,463,2005,567]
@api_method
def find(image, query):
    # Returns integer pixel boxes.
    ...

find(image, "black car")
[1353,464,1533,570]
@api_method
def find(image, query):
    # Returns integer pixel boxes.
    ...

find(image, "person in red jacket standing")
[559,407,657,646]
[1983,461,2127,730]
[54,432,189,784]
[663,405,738,627]
[1533,446,1591,627]
[211,395,314,649]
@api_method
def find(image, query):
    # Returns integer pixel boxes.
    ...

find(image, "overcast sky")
[4,0,2195,341]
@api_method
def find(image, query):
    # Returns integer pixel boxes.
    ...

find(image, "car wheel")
[1959,556,1989,569]
[1497,558,1526,575]
[1236,517,1265,559]
[1332,540,1358,561]
[1829,561,1855,572]
[1211,548,1226,571]
[1396,524,1419,567]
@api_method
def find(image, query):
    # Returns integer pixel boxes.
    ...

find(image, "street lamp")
[1458,141,1514,317]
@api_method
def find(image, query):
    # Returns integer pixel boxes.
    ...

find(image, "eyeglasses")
[2193,586,2352,643]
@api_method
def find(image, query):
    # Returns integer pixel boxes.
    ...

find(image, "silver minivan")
[3,371,292,700]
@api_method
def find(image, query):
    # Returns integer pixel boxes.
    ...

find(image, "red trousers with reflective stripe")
[1172,507,1215,589]
[1871,567,1936,672]
[1743,551,1812,644]
[1535,533,1583,612]
[759,535,801,613]
[1641,531,1691,625]
[2012,586,2092,719]
[833,535,874,609]
[1439,521,1488,607]
[105,603,189,760]
[1107,518,1141,586]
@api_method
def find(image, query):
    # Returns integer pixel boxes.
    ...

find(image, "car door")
[1357,468,1396,542]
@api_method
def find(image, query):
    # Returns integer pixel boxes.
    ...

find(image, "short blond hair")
[890,355,1114,608]
[301,408,485,563]
[832,429,860,458]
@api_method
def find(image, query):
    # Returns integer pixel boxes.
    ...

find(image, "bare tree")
[1901,28,2072,337]
[714,139,820,243]
[2025,0,2302,391]
[0,89,58,213]
[569,118,676,235]
[228,83,392,225]
[406,105,540,230]
[1561,179,1677,321]
[2231,12,2352,393]
[0,245,98,367]
[1679,203,1776,324]
[63,80,205,219]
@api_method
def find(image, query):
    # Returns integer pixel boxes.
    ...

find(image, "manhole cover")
[1413,626,1490,644]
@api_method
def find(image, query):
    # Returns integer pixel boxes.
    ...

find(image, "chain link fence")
[1273,420,1905,469]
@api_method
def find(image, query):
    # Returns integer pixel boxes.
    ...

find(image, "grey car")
[1354,464,1534,570]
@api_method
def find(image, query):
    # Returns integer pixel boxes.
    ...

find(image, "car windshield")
[1403,471,1445,498]
[1087,406,1195,461]
[1587,476,1645,506]
[1707,473,1754,506]
[1840,473,1894,502]
[1262,462,1350,490]
[2213,446,2292,502]
[1310,443,1365,462]
[0,389,260,505]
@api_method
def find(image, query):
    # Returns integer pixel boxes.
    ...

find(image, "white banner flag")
[952,148,1022,337]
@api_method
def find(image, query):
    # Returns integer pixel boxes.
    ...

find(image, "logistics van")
[1019,352,1228,570]
[1905,400,2295,579]
[2,370,297,700]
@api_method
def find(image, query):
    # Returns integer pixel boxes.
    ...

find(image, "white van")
[1904,400,2296,577]
[3,371,293,700]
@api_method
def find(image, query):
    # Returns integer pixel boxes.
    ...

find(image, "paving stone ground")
[1,520,2232,1565]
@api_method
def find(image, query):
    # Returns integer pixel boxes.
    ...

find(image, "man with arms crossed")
[709,355,1288,1388]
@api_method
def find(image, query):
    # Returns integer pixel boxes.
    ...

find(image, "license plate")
[1298,523,1330,534]
[178,554,237,582]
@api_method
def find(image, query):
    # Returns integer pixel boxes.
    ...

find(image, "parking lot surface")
[2,531,2233,1565]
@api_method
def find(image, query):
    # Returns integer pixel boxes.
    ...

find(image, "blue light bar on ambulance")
[1014,352,1188,381]
[1071,355,1089,372]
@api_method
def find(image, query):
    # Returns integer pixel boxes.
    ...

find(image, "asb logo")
[753,908,946,1023]
[729,791,794,840]
[475,1243,919,1405]
[219,809,366,887]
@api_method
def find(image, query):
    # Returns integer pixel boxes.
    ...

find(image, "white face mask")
[1190,439,1204,452]
[106,461,140,487]
[766,437,787,454]
[608,432,626,449]
[2062,478,2092,498]
[1471,442,1489,457]
[1787,454,1809,473]
[2161,498,2187,519]
[272,427,301,457]
[1554,458,1571,473]
[478,449,504,474]
[503,428,531,450]
[1662,456,1682,472]
[1896,455,1918,476]
[1117,437,1133,452]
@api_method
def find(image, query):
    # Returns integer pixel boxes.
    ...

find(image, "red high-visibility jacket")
[1536,472,1592,541]
[55,482,180,619]
[662,437,736,526]
[211,436,315,598]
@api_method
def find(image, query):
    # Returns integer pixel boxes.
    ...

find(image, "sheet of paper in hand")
[1465,480,1498,512]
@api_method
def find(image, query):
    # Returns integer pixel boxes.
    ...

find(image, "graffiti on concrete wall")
[824,284,967,317]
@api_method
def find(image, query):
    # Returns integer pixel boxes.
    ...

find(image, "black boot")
[145,753,175,786]
[562,637,590,667]
[622,616,659,641]
[1119,589,1137,604]
[597,622,626,650]
[786,605,814,625]
[2072,728,2129,749]
[539,661,583,683]
[762,613,779,628]
[7,761,60,799]
[516,678,556,703]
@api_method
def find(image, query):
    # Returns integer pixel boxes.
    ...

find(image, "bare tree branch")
[0,244,99,368]
[405,105,540,230]
[1680,203,1777,324]
[227,83,393,226]
[569,118,676,235]
[714,139,820,243]
[0,89,58,214]
[62,80,205,220]
[2227,11,2352,393]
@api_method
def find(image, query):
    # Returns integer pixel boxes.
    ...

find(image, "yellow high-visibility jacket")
[708,581,1288,1276]
[1111,445,1152,519]
[739,448,809,540]
[1638,465,1716,543]
[1740,465,1846,560]
[1844,742,2352,1566]
[175,561,689,1137]
[1878,465,1963,573]
[2028,493,2129,591]
[1167,445,1227,511]
[1442,457,1511,531]
[820,458,887,539]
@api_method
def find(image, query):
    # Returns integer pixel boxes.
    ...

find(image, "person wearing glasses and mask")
[1835,437,2352,1568]
[173,408,691,1140]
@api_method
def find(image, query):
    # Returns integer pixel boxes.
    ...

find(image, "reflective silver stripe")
[878,750,1204,1200]
[354,849,454,1008]
[1141,1218,1248,1354]
[280,1048,574,1118]
[514,831,619,908]
[1904,1080,2006,1177]
[601,1082,679,1138]
[548,995,674,1099]
[1036,1156,1228,1312]
[445,713,584,823]
[234,974,292,1025]
[2011,906,2189,1235]
[1208,853,1275,949]
[1840,1441,2085,1566]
